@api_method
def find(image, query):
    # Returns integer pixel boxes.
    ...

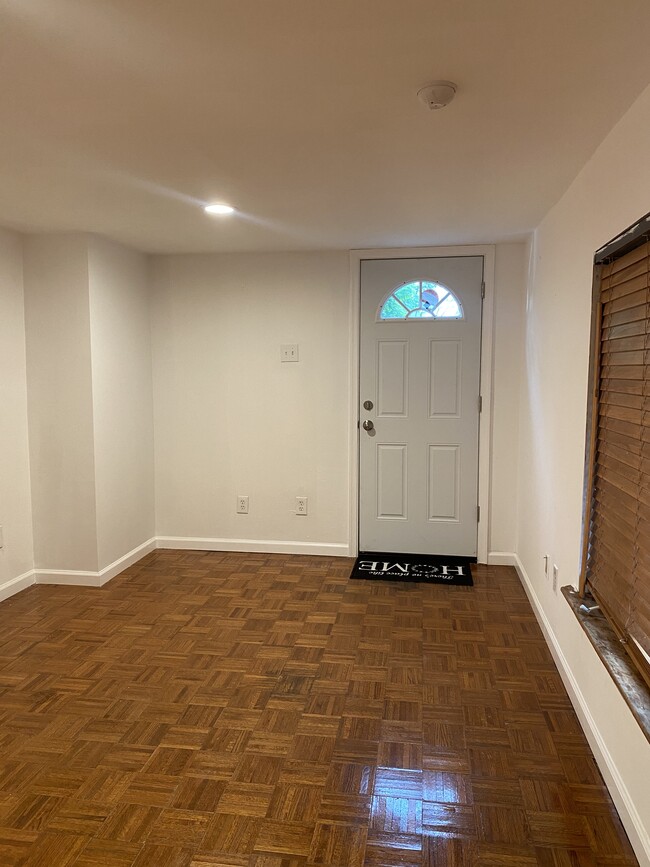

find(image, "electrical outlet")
[296,496,308,515]
[281,344,299,362]
[237,496,249,514]
[552,564,559,593]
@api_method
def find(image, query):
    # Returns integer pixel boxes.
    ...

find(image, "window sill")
[562,585,650,744]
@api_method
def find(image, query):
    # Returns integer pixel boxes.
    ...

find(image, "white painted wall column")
[488,243,527,560]
[23,234,155,583]
[0,229,35,600]
[24,234,99,574]
[88,236,155,571]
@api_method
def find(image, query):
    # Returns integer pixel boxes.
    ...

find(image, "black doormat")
[350,551,475,585]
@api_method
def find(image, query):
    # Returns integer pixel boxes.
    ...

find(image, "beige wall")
[89,236,155,570]
[0,229,34,596]
[151,251,351,552]
[517,84,650,863]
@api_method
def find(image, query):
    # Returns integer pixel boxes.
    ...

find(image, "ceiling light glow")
[204,203,235,215]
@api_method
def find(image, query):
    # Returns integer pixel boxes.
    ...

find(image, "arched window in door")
[378,280,464,321]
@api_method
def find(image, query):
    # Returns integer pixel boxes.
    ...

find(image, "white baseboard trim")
[99,538,157,586]
[513,553,650,867]
[155,536,352,558]
[0,569,36,602]
[35,537,157,589]
[487,551,517,566]
[35,569,102,587]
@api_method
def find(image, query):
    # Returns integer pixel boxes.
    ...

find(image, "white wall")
[1,230,524,576]
[0,229,34,597]
[517,84,650,863]
[151,247,524,557]
[89,236,154,570]
[23,234,98,572]
[22,233,155,578]
[489,243,526,555]
[152,252,351,553]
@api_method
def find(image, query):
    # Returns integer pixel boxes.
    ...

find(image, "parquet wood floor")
[0,551,638,866]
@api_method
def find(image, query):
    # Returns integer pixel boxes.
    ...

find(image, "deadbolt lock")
[363,400,373,411]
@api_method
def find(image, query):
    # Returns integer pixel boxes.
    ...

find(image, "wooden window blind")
[582,238,650,689]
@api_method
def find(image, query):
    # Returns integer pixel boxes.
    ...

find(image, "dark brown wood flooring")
[0,551,638,866]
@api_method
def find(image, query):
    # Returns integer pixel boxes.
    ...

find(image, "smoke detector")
[417,81,457,110]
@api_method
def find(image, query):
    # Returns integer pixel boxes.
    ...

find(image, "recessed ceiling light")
[204,203,235,215]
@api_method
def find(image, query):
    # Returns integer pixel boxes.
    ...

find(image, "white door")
[359,256,483,556]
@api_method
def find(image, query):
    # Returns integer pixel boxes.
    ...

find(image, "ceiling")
[2,0,650,254]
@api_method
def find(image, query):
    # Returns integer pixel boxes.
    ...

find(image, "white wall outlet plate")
[281,344,299,362]
[296,496,308,515]
[237,495,249,514]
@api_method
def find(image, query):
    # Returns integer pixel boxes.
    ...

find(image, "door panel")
[429,340,462,417]
[377,444,408,519]
[428,444,460,521]
[359,256,483,556]
[377,341,408,416]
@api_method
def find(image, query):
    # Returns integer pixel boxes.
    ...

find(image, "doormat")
[350,551,475,585]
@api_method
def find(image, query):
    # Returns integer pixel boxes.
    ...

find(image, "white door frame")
[348,245,495,564]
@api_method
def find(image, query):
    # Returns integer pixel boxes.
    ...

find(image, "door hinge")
[477,505,481,523]
[478,395,483,413]
[481,281,485,299]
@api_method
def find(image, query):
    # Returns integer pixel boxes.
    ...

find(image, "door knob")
[363,419,374,432]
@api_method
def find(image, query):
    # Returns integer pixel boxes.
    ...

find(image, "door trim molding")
[348,245,496,563]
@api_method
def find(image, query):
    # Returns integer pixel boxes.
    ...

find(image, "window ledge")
[562,586,650,744]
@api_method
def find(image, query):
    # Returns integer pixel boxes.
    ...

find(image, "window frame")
[376,279,464,322]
